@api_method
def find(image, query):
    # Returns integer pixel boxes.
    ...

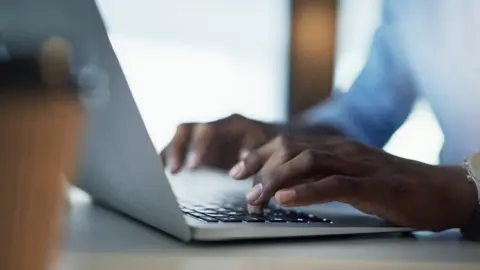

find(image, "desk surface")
[60,200,480,270]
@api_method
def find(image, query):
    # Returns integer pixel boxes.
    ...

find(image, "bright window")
[95,0,291,152]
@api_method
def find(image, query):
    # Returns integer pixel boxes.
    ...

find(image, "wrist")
[461,205,480,241]
[459,154,480,240]
[437,166,478,229]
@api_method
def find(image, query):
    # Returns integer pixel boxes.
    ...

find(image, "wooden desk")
[59,198,480,270]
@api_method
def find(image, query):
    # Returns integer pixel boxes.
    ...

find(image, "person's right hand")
[161,114,276,174]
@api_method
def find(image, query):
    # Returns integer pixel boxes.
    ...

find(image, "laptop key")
[196,209,218,214]
[222,211,245,216]
[290,218,307,223]
[198,216,221,223]
[205,213,228,218]
[182,204,333,224]
[186,206,210,211]
[267,217,288,223]
[269,212,289,219]
[244,217,266,223]
[308,216,333,223]
[186,212,220,223]
[186,212,206,218]
[219,217,243,222]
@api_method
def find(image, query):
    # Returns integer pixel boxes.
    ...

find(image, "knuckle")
[228,113,242,120]
[176,123,191,133]
[274,135,291,148]
[226,113,249,125]
[197,123,216,136]
[300,149,318,167]
[244,151,259,165]
[243,152,264,171]
[276,148,296,161]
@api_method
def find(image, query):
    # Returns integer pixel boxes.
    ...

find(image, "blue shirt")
[301,0,480,165]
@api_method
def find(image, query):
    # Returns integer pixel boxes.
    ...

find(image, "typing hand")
[230,135,477,231]
[161,114,275,173]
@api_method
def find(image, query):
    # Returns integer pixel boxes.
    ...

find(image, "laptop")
[3,0,411,242]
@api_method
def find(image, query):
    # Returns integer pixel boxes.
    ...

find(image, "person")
[161,0,480,236]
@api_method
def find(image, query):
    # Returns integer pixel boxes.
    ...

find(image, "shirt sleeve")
[300,2,418,148]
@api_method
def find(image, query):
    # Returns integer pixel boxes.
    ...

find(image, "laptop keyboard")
[178,200,333,224]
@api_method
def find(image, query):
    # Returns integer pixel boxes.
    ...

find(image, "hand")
[161,114,275,173]
[231,135,478,231]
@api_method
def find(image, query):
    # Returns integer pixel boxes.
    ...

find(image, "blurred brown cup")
[0,37,84,270]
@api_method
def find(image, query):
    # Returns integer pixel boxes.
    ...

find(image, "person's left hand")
[229,135,478,232]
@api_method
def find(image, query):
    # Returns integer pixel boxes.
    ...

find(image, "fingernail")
[186,152,198,169]
[275,189,296,204]
[229,161,245,178]
[247,204,263,214]
[239,149,250,160]
[169,158,180,173]
[246,183,263,203]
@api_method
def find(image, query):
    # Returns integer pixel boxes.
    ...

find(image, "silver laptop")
[3,0,410,242]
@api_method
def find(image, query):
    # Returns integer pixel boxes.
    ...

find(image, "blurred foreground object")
[0,37,83,270]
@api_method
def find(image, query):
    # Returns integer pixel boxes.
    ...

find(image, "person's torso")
[388,0,480,164]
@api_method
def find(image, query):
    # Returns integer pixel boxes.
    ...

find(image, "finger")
[160,149,167,166]
[237,136,256,161]
[238,148,250,161]
[167,123,193,173]
[274,175,363,207]
[229,152,263,180]
[238,126,270,160]
[187,123,216,169]
[245,149,298,213]
[229,137,284,179]
[248,150,340,206]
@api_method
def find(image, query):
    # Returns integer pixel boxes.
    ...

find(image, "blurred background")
[94,0,444,165]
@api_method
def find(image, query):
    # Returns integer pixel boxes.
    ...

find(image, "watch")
[461,152,480,240]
